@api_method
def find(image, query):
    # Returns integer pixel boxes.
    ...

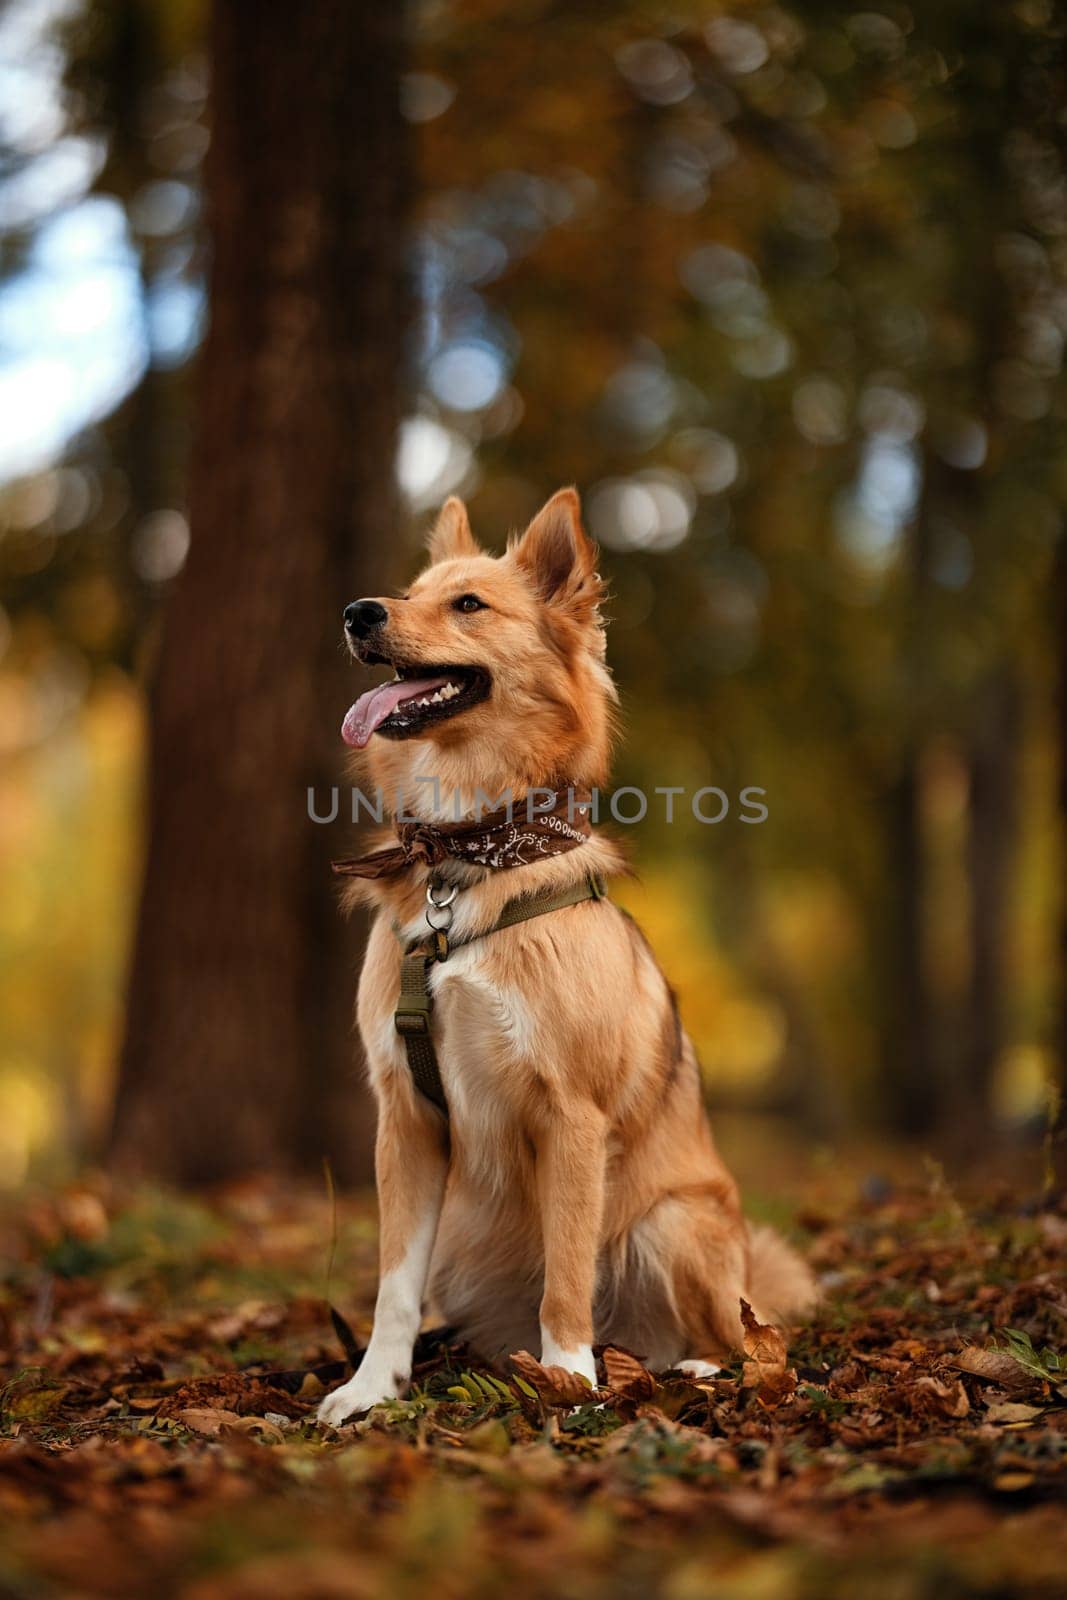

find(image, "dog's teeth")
[392,678,465,719]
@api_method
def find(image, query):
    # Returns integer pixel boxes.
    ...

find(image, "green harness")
[394,872,608,1115]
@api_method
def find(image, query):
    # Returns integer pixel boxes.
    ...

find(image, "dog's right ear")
[426,497,481,564]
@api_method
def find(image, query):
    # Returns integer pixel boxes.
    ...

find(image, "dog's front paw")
[539,1338,598,1390]
[316,1369,404,1428]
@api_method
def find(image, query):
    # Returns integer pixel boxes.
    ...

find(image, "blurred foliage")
[0,675,140,1183]
[1,0,1066,1174]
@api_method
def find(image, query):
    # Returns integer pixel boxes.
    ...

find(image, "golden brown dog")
[318,489,814,1425]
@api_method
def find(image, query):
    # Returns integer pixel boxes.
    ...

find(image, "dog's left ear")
[512,489,603,623]
[427,497,482,564]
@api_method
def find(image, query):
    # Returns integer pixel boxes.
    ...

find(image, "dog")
[317,489,815,1425]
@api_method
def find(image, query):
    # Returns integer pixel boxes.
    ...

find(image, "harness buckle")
[395,986,433,1037]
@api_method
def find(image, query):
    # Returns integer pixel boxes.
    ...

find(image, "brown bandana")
[332,790,592,880]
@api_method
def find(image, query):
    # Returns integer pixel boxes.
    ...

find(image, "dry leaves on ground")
[1,1173,1066,1599]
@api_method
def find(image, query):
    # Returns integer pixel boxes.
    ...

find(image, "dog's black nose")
[344,599,388,638]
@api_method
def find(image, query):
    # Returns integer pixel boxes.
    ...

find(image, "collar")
[332,790,593,882]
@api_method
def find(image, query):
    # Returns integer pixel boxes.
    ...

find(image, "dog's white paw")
[316,1369,404,1428]
[677,1358,721,1380]
[540,1337,598,1389]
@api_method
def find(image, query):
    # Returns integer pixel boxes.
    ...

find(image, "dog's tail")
[746,1223,818,1322]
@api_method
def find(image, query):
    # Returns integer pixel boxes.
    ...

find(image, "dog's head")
[341,489,616,793]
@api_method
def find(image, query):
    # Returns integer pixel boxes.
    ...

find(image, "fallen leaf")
[740,1299,796,1407]
[510,1351,597,1406]
[222,1415,286,1444]
[2,1379,69,1422]
[984,1400,1045,1424]
[912,1375,970,1419]
[179,1407,242,1437]
[159,1375,306,1421]
[953,1347,1036,1392]
[600,1346,657,1401]
[740,1299,787,1372]
[755,1368,798,1407]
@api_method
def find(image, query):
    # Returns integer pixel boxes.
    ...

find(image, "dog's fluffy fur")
[318,490,815,1425]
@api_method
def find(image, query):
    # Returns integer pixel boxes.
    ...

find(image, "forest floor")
[1,1134,1065,1600]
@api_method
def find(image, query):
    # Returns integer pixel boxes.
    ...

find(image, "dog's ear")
[512,489,603,619]
[426,497,481,564]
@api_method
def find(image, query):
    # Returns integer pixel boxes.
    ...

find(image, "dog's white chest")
[352,943,527,1193]
[428,945,536,1114]
[362,907,540,1188]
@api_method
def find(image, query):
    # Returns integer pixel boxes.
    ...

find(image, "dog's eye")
[453,593,488,614]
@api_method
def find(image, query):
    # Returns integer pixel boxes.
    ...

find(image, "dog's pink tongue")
[341,676,451,748]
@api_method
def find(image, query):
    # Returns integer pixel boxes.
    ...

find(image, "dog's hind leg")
[599,1183,751,1372]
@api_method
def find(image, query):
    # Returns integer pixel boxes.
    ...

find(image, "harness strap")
[396,950,449,1113]
[393,872,608,1116]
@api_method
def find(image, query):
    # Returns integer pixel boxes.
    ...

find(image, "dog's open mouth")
[341,663,491,748]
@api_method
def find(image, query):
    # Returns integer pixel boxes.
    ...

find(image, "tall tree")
[1056,538,1067,1182]
[110,0,408,1182]
[962,671,1021,1133]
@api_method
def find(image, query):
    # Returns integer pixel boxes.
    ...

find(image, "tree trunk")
[880,759,938,1137]
[877,458,940,1138]
[110,0,408,1183]
[1054,539,1067,1184]
[99,0,179,661]
[960,670,1021,1138]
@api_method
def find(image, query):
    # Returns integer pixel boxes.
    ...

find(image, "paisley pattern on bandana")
[332,792,592,880]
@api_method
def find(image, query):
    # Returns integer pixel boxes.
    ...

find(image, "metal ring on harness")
[426,901,454,933]
[426,878,457,934]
